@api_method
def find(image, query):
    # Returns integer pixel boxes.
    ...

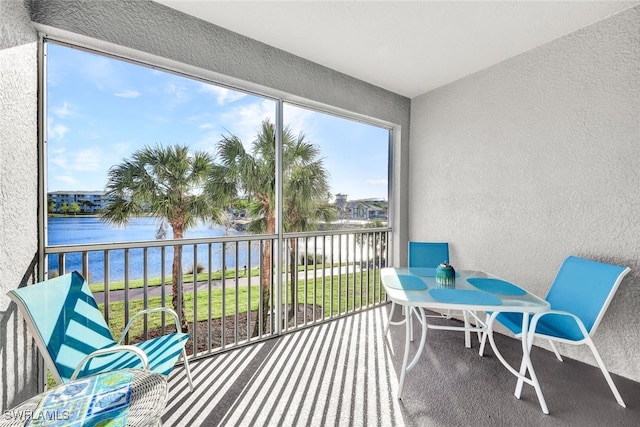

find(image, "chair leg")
[586,338,626,407]
[181,347,194,392]
[479,314,490,356]
[548,339,563,361]
[471,311,482,342]
[463,310,471,348]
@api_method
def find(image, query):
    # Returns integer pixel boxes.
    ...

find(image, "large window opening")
[42,39,392,346]
[44,41,390,277]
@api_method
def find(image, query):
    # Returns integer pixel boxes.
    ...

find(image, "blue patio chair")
[7,271,194,391]
[384,242,450,336]
[482,255,630,407]
[408,241,450,272]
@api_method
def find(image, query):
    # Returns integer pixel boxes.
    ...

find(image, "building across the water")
[334,193,387,221]
[48,191,109,214]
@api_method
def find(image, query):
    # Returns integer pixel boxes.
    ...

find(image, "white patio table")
[381,267,551,413]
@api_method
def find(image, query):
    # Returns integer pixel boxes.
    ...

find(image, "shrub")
[299,252,324,265]
[185,262,205,275]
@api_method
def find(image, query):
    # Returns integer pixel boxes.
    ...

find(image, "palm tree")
[282,138,335,319]
[208,119,334,336]
[101,144,219,332]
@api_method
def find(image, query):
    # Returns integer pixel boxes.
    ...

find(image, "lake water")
[47,216,258,283]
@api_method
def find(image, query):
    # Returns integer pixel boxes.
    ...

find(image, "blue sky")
[46,42,389,201]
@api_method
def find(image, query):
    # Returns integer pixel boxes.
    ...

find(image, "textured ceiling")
[156,1,638,98]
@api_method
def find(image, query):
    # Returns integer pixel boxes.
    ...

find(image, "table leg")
[407,308,428,371]
[397,305,412,399]
[397,306,428,399]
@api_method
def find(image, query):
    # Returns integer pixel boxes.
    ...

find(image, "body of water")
[47,216,259,283]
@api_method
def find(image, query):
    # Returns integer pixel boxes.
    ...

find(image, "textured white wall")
[0,0,39,411]
[410,6,640,381]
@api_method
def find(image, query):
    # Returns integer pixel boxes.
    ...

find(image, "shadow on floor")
[165,305,640,427]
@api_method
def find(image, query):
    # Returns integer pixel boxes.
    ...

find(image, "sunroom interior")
[2,1,640,425]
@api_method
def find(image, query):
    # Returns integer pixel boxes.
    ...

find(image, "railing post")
[123,248,130,343]
[82,251,89,282]
[103,249,110,323]
[274,99,283,335]
[143,247,148,340]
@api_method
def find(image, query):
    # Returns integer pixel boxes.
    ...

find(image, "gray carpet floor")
[164,305,640,426]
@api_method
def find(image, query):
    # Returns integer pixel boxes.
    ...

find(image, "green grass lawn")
[89,262,343,293]
[89,268,260,293]
[100,272,384,341]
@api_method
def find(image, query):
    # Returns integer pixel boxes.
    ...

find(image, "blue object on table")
[429,288,502,305]
[435,262,456,286]
[467,278,526,295]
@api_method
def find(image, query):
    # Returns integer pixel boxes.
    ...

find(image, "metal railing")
[44,228,390,359]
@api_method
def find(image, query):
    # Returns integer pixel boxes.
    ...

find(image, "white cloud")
[367,179,388,186]
[219,99,277,145]
[282,105,316,137]
[209,100,320,153]
[52,101,76,118]
[114,90,140,98]
[113,142,132,154]
[56,175,78,186]
[193,130,224,155]
[200,84,247,105]
[80,55,120,92]
[49,154,66,170]
[72,149,103,171]
[48,145,114,191]
[165,83,189,100]
[50,148,103,172]
[49,123,69,141]
[49,146,66,155]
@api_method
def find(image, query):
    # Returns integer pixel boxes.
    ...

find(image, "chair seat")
[495,311,586,342]
[76,333,190,378]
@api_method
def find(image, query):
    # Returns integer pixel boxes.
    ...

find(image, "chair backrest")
[408,241,449,268]
[546,256,630,335]
[7,271,116,383]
